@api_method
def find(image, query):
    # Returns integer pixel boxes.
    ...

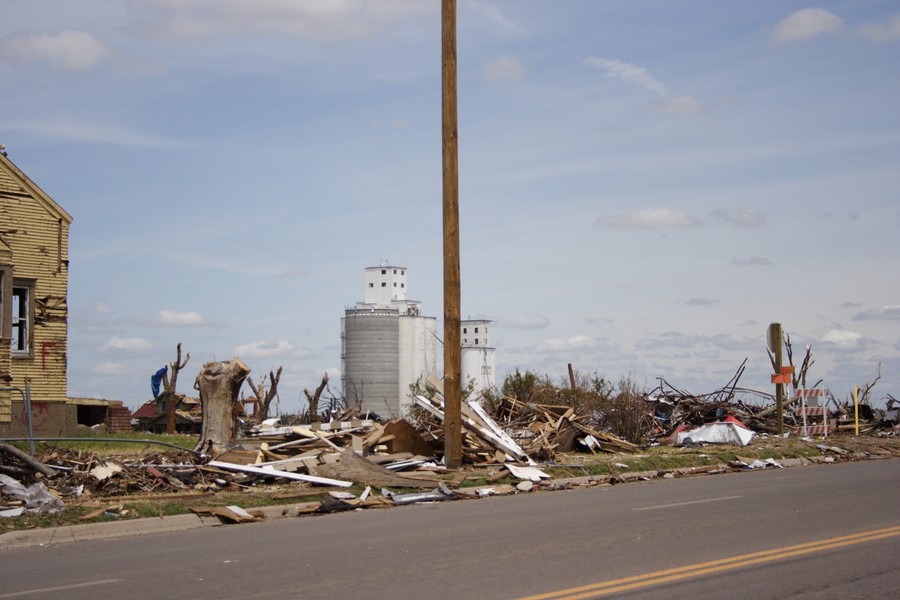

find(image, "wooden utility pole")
[441,0,462,469]
[768,323,785,435]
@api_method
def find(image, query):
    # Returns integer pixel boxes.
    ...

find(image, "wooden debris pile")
[650,374,899,442]
[481,395,640,459]
[411,393,639,463]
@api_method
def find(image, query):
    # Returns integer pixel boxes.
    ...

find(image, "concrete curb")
[0,502,320,552]
[0,513,209,551]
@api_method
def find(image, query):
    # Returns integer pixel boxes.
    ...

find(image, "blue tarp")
[151,366,168,399]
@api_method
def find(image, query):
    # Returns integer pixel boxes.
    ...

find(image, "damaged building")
[0,150,73,435]
[0,151,131,436]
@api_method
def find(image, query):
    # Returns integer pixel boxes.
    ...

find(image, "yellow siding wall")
[0,162,71,423]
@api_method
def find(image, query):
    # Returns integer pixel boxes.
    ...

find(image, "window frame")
[11,279,35,358]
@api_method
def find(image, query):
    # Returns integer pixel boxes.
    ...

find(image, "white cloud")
[663,95,705,114]
[636,331,703,350]
[636,331,755,352]
[91,362,130,375]
[772,8,843,44]
[482,55,525,81]
[0,30,113,71]
[853,305,900,321]
[856,14,900,42]
[734,207,767,228]
[731,257,772,267]
[821,328,867,349]
[467,1,527,36]
[709,333,757,351]
[713,207,767,228]
[93,302,113,314]
[0,121,188,148]
[534,335,608,354]
[595,208,699,229]
[136,0,432,41]
[102,337,153,352]
[495,314,551,330]
[155,310,206,326]
[584,57,669,96]
[233,340,308,358]
[281,267,309,277]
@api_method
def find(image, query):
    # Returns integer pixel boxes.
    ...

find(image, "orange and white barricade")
[793,388,832,437]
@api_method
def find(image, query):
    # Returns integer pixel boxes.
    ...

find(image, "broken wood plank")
[207,460,351,487]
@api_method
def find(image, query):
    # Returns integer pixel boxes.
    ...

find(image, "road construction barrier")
[793,389,831,437]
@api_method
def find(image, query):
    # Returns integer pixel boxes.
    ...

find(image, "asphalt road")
[2,459,898,599]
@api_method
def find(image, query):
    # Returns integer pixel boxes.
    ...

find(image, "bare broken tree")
[768,333,822,396]
[247,366,282,423]
[303,372,329,423]
[856,363,882,405]
[194,358,250,455]
[162,343,190,434]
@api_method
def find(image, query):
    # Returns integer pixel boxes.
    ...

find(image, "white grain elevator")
[461,319,495,400]
[341,262,437,418]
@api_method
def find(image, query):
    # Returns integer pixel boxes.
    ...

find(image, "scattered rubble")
[2,383,898,524]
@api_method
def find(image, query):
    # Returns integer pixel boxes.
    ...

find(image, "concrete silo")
[341,262,437,418]
[461,319,496,400]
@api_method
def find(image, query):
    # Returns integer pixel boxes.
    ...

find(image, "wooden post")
[442,0,462,469]
[568,363,577,391]
[768,323,784,435]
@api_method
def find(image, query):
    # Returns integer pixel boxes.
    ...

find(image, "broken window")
[11,282,33,357]
[381,282,387,287]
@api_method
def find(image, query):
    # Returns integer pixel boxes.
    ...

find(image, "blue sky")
[2,1,898,412]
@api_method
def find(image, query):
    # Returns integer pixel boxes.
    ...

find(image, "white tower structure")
[341,262,437,418]
[461,319,496,400]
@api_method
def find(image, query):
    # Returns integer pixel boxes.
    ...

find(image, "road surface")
[2,459,897,599]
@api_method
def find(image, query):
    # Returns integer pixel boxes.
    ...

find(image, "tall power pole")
[441,0,462,468]
[768,322,785,435]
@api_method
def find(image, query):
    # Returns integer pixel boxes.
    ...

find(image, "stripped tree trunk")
[247,366,282,424]
[163,343,190,434]
[194,358,250,455]
[304,372,329,423]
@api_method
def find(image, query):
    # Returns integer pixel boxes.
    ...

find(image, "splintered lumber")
[466,400,523,455]
[505,464,551,482]
[568,421,640,453]
[382,419,434,456]
[0,442,58,478]
[310,449,440,489]
[207,460,351,487]
[415,395,531,463]
[310,419,375,432]
[191,505,260,523]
